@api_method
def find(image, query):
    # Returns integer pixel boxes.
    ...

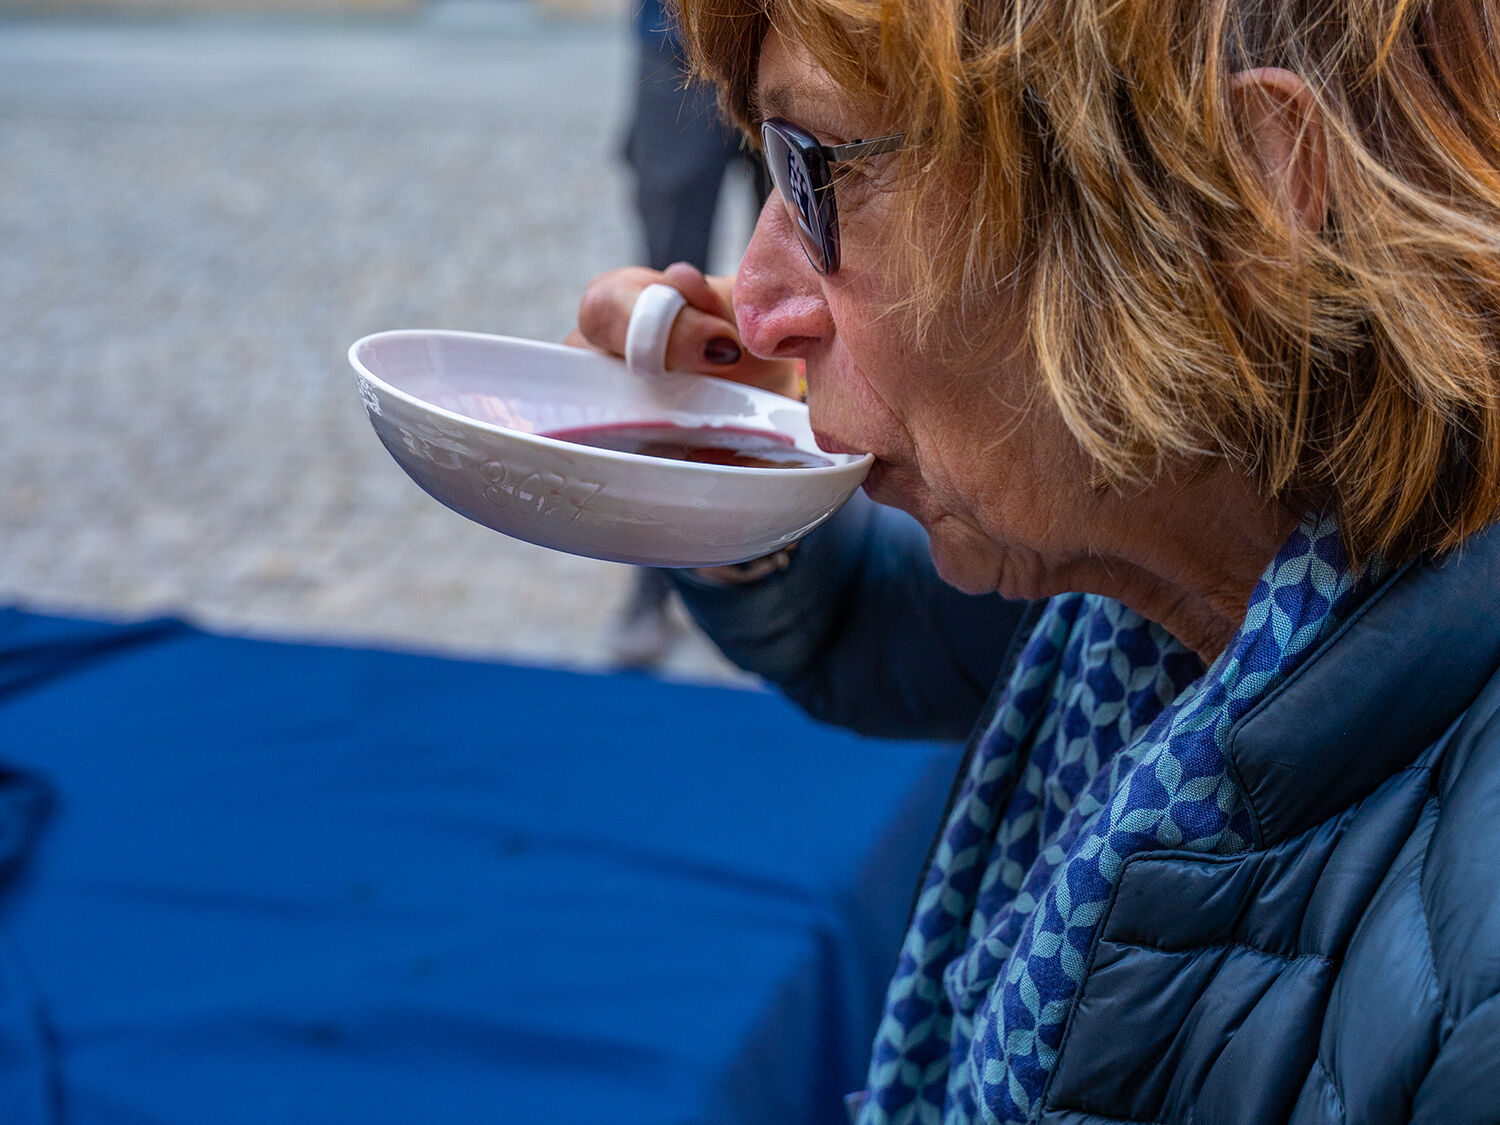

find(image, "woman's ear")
[1227,67,1328,234]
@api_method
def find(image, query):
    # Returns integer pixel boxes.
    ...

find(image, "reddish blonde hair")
[676,0,1500,564]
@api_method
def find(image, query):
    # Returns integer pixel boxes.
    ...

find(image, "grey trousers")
[624,36,763,271]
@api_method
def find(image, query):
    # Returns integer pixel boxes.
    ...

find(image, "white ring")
[624,283,688,377]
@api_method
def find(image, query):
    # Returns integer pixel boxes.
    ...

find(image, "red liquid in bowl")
[543,422,833,469]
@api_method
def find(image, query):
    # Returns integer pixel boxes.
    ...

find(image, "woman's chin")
[926,520,1008,595]
[860,471,1006,593]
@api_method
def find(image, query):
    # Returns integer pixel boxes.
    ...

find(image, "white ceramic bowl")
[348,327,871,567]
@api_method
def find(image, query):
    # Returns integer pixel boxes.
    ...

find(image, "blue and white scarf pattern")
[856,514,1378,1124]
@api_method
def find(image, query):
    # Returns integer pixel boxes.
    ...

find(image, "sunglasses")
[760,117,905,276]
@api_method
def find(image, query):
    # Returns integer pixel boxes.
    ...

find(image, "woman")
[571,0,1500,1121]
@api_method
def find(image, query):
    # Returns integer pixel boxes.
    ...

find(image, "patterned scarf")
[855,514,1379,1124]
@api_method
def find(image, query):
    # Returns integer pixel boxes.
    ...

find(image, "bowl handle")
[624,283,689,378]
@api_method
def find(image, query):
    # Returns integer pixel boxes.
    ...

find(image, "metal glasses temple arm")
[821,133,905,162]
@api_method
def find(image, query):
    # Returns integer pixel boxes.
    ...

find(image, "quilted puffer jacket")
[672,496,1500,1123]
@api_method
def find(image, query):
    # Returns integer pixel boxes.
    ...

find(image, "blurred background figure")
[611,0,766,666]
[624,0,762,274]
[0,0,750,685]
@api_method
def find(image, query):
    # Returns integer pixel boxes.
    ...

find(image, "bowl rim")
[349,328,874,478]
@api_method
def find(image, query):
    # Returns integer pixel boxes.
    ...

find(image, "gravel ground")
[0,9,759,683]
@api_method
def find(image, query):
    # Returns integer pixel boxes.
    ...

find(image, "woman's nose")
[733,196,834,360]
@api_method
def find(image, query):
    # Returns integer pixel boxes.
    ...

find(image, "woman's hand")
[565,262,802,399]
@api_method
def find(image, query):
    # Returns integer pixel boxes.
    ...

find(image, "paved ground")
[0,7,758,682]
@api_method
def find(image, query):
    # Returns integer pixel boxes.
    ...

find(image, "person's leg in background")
[612,12,762,668]
[625,22,746,272]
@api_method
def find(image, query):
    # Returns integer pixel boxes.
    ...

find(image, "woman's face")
[735,28,1099,598]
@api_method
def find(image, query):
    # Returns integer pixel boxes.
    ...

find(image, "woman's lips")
[807,428,901,505]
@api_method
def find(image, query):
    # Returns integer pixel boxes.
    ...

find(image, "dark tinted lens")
[762,122,831,273]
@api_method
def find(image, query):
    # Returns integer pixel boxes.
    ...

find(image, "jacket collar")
[1225,521,1500,847]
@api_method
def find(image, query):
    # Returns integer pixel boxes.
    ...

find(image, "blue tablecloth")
[0,608,958,1124]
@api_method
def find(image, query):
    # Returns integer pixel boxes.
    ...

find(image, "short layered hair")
[676,0,1500,565]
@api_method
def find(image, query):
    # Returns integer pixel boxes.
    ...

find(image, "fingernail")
[703,336,742,366]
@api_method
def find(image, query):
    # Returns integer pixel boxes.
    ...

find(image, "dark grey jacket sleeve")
[667,492,1030,740]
